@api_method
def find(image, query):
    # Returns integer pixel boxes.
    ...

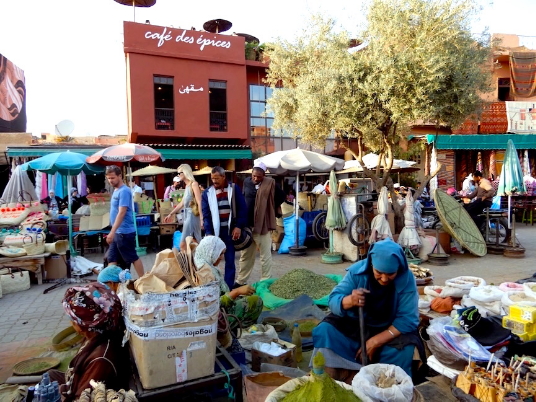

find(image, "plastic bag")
[424,285,467,298]
[238,324,279,351]
[450,239,464,254]
[461,295,503,317]
[279,215,306,254]
[499,282,524,292]
[426,317,467,370]
[445,276,486,290]
[523,282,536,299]
[172,230,182,249]
[469,285,504,303]
[351,364,413,402]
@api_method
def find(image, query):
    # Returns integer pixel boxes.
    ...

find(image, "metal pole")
[358,306,367,366]
[295,171,299,247]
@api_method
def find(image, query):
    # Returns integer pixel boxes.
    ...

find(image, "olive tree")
[265,0,493,230]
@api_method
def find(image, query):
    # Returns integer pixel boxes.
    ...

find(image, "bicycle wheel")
[348,214,370,246]
[482,217,508,243]
[312,212,329,241]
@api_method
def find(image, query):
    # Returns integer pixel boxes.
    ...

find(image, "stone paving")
[0,225,535,382]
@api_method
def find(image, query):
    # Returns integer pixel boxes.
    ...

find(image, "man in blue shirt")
[105,165,144,277]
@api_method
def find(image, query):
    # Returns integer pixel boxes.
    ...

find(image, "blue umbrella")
[21,151,105,254]
[497,140,526,247]
[21,151,104,176]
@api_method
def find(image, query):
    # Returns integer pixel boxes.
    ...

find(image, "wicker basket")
[22,234,45,256]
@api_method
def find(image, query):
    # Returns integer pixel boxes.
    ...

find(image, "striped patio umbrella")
[523,150,530,177]
[476,151,483,172]
[489,150,497,180]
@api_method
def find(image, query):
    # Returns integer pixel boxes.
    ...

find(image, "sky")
[1,0,535,138]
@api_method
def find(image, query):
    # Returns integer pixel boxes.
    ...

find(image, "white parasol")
[368,187,393,243]
[2,165,39,204]
[398,191,422,250]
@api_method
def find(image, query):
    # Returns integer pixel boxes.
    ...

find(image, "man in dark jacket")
[237,162,286,285]
[201,166,248,289]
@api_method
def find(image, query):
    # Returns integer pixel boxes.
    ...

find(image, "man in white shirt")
[129,180,143,197]
[464,170,495,227]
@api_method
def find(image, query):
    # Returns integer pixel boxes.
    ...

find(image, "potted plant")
[245,41,258,60]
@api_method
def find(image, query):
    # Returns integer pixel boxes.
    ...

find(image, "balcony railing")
[210,111,227,132]
[155,108,174,130]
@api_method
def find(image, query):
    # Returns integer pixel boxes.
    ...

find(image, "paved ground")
[1,225,535,382]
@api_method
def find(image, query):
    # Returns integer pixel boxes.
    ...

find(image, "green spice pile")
[270,269,337,300]
[298,320,318,333]
[281,352,360,402]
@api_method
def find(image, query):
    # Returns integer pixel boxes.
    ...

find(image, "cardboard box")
[127,316,218,389]
[122,282,220,389]
[271,227,285,243]
[79,213,110,231]
[159,223,178,235]
[251,340,297,372]
[159,207,176,223]
[44,255,67,279]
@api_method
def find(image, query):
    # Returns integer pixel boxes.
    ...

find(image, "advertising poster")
[0,54,26,133]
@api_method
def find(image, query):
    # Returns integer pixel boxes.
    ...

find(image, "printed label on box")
[187,341,206,351]
[175,350,187,382]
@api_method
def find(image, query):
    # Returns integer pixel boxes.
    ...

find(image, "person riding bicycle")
[464,170,495,228]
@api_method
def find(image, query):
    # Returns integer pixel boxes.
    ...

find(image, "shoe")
[232,282,243,290]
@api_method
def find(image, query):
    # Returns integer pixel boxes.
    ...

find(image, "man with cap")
[236,162,286,287]
[164,176,181,199]
[201,166,248,290]
[312,238,424,383]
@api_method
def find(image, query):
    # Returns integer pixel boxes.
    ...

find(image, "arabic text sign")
[179,85,204,95]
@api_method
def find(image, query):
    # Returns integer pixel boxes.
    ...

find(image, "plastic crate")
[509,305,536,323]
[503,316,535,334]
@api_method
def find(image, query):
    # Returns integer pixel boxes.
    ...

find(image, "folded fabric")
[431,297,459,314]
[458,306,511,347]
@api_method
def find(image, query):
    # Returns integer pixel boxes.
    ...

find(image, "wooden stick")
[515,372,520,392]
[487,353,494,371]
[526,372,530,387]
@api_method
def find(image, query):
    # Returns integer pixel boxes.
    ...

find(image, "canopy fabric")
[337,153,418,174]
[7,147,103,157]
[1,166,38,204]
[368,187,392,243]
[86,143,161,164]
[158,149,252,160]
[257,148,345,175]
[397,191,422,249]
[192,166,232,175]
[325,170,347,230]
[426,134,536,150]
[20,152,105,176]
[131,165,177,176]
[497,140,526,196]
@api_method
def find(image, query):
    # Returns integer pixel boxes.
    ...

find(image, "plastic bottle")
[52,381,60,402]
[25,386,35,402]
[292,323,303,363]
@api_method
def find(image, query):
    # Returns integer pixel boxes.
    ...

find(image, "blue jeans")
[219,227,236,290]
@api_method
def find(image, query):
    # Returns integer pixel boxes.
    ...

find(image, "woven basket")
[13,357,60,376]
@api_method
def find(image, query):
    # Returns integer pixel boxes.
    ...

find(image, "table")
[72,230,110,256]
[0,252,50,284]
[131,345,243,402]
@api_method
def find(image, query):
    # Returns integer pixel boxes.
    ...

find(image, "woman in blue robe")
[312,238,422,384]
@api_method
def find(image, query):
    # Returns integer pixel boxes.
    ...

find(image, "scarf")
[62,282,123,334]
[254,177,276,235]
[207,184,234,237]
[193,236,229,294]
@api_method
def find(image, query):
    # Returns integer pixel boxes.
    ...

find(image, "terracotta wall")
[436,150,456,190]
[124,22,248,144]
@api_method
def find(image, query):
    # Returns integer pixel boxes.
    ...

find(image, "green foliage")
[265,0,493,162]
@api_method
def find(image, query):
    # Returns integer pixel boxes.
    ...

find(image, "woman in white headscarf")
[194,236,263,330]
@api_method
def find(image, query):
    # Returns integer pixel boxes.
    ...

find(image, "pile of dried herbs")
[270,269,337,300]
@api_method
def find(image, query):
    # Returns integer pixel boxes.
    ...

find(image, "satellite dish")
[55,120,75,137]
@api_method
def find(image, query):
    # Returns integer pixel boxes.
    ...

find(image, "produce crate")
[509,305,536,323]
[158,223,178,235]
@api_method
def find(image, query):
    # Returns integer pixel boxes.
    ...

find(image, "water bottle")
[52,381,60,402]
[25,386,34,402]
[292,323,303,363]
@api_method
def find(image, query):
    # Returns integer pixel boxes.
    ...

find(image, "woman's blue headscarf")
[367,238,408,274]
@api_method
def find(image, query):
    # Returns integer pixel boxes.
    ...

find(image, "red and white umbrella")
[86,143,162,165]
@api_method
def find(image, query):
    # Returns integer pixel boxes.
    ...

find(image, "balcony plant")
[245,41,259,60]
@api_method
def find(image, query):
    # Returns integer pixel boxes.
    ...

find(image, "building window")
[498,77,511,101]
[154,76,174,130]
[249,85,274,137]
[209,81,227,132]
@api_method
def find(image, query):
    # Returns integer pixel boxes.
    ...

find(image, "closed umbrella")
[1,165,39,204]
[497,140,526,248]
[369,187,392,243]
[324,170,347,262]
[476,151,483,172]
[523,150,530,177]
[398,191,422,251]
[21,151,105,255]
[257,148,344,255]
